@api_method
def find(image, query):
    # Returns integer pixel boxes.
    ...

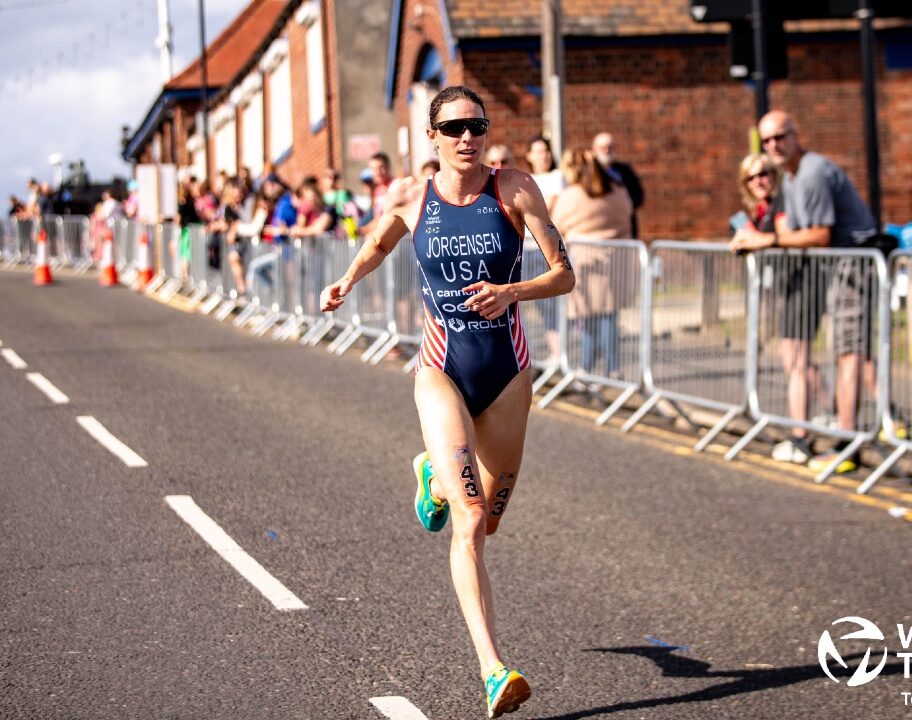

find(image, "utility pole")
[541,0,564,160]
[858,0,881,228]
[198,0,210,180]
[750,0,769,120]
[156,0,174,83]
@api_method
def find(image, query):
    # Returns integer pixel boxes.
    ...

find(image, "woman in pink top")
[552,148,633,378]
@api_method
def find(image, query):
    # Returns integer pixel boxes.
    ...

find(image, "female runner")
[321,85,574,718]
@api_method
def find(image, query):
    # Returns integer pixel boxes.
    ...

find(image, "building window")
[241,91,264,177]
[212,105,237,176]
[262,38,292,162]
[299,0,326,131]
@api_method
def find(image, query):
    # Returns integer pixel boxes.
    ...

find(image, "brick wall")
[396,15,912,239]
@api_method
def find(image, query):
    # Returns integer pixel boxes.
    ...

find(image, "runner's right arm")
[320,178,417,312]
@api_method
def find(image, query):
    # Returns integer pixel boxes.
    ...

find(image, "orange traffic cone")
[136,230,154,289]
[33,228,53,286]
[99,229,119,287]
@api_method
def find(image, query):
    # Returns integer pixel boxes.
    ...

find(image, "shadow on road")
[530,645,905,719]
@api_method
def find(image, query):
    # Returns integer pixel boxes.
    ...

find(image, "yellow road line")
[534,396,912,524]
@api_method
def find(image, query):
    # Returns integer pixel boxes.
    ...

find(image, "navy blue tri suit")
[411,169,531,417]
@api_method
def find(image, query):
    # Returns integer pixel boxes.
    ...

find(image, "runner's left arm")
[463,170,575,321]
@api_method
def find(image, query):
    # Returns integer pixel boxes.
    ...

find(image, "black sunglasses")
[761,130,792,146]
[746,169,771,182]
[434,118,490,138]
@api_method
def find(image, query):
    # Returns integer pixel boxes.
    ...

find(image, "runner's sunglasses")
[433,118,490,138]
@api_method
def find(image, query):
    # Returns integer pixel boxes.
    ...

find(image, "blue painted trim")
[310,117,326,134]
[436,0,456,61]
[384,0,404,109]
[273,146,293,165]
[122,88,217,162]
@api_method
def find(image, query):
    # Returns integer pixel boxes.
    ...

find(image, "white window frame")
[298,0,325,131]
[260,38,292,162]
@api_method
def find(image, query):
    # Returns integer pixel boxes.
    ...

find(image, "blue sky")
[0,0,247,202]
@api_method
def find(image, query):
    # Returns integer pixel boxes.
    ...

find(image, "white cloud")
[0,0,248,201]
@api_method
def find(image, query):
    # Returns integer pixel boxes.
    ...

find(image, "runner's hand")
[463,281,513,320]
[321,278,353,312]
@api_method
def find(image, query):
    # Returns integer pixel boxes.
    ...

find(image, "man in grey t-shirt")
[730,110,876,473]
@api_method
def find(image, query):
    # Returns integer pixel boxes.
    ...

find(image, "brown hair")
[561,148,614,198]
[428,85,486,127]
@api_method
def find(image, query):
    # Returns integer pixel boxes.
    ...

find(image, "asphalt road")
[2,269,911,720]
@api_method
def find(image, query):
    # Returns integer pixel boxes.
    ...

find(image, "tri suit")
[411,169,531,417]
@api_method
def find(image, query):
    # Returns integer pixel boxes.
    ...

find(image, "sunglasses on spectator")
[761,130,792,146]
[434,118,490,138]
[746,169,772,182]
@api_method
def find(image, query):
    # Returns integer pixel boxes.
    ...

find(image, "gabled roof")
[166,0,290,90]
[124,0,291,161]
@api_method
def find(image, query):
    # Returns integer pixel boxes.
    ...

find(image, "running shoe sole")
[488,671,531,718]
[413,452,448,532]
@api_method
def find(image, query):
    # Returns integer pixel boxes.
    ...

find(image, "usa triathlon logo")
[426,200,440,216]
[818,616,888,687]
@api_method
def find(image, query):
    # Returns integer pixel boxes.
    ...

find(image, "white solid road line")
[1,348,27,369]
[25,373,70,404]
[165,495,308,611]
[76,416,148,468]
[369,697,429,720]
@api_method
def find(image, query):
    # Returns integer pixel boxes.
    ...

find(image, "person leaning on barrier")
[552,148,634,384]
[729,153,818,464]
[729,110,879,474]
[208,178,250,295]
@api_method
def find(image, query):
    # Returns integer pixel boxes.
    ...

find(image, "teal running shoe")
[413,452,448,532]
[485,663,531,718]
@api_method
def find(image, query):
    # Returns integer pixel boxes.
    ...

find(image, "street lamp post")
[198,0,210,180]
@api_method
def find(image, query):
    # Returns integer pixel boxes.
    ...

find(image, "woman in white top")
[525,135,566,213]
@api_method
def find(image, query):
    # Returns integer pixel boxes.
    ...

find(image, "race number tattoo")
[455,446,479,498]
[491,473,515,516]
[551,229,573,272]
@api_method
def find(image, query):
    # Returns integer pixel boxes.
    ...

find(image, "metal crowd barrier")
[860,250,912,492]
[727,248,889,485]
[620,241,751,447]
[536,239,648,423]
[29,216,909,491]
[4,217,36,266]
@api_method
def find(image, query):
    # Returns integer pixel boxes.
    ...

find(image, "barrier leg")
[537,373,575,409]
[327,324,357,353]
[303,318,334,346]
[360,332,391,363]
[334,326,365,355]
[814,435,865,484]
[694,406,740,453]
[531,364,560,395]
[402,351,420,374]
[367,334,399,365]
[233,302,261,327]
[621,391,661,433]
[724,416,769,461]
[857,445,908,494]
[595,385,638,426]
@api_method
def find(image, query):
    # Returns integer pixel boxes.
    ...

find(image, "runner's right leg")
[414,367,501,678]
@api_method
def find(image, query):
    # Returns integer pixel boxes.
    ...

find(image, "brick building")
[386,0,912,239]
[123,0,397,194]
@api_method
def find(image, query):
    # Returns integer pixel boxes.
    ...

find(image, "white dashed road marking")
[1,348,27,369]
[25,373,70,404]
[76,416,148,468]
[369,697,430,719]
[165,495,307,611]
